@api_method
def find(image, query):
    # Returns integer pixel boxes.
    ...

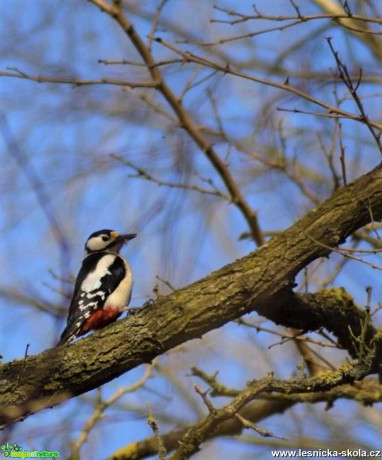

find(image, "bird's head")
[84,229,137,256]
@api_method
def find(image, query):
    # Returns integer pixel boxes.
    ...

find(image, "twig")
[211,5,382,26]
[155,275,177,292]
[0,67,158,89]
[236,318,338,349]
[15,344,30,388]
[148,0,169,51]
[303,230,382,271]
[194,385,215,413]
[191,367,239,397]
[326,38,382,154]
[147,408,167,460]
[338,122,347,185]
[111,154,229,199]
[98,57,184,68]
[365,286,372,314]
[235,413,287,440]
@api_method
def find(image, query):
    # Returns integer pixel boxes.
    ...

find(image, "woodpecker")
[57,229,137,346]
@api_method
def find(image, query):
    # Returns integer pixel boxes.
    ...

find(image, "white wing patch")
[81,254,116,292]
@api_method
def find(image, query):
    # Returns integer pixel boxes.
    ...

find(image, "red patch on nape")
[80,307,122,335]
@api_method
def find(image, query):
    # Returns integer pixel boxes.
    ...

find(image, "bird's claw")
[142,298,155,309]
[124,299,155,316]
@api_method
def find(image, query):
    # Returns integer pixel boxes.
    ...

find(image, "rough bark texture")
[1,164,382,427]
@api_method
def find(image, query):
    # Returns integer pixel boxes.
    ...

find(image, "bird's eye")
[101,235,110,242]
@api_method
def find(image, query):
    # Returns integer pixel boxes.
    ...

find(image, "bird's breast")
[104,259,133,310]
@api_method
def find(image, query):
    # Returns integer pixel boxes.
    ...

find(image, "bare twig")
[236,318,338,349]
[0,67,158,88]
[303,230,382,270]
[194,385,215,413]
[155,275,177,293]
[211,5,382,26]
[147,408,167,460]
[111,154,229,199]
[15,344,30,388]
[326,38,382,154]
[235,413,287,440]
[338,122,347,185]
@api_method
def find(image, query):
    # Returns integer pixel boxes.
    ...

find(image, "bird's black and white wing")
[58,252,128,345]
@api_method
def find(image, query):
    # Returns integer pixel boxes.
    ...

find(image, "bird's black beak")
[109,232,137,251]
[120,233,137,241]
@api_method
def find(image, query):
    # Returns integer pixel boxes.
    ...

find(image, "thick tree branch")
[1,164,382,427]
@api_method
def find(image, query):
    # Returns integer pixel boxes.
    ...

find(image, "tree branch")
[1,164,382,427]
[169,363,371,459]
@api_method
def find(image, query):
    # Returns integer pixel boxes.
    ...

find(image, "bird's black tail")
[56,325,79,347]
